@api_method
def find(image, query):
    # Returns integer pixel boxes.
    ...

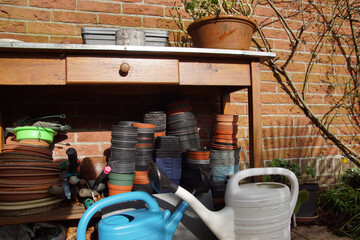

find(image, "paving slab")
[292,225,353,240]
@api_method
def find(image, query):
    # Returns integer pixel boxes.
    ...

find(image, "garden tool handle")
[76,192,161,240]
[226,167,299,214]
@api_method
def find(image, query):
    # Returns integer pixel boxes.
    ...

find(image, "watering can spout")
[174,186,235,240]
[165,200,189,238]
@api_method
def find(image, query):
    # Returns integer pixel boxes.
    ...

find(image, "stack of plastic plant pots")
[131,123,155,171]
[166,109,200,154]
[210,114,241,198]
[108,121,137,195]
[143,111,166,137]
[211,114,240,150]
[154,136,182,187]
[210,149,240,199]
[181,148,211,191]
[131,122,156,194]
[107,172,135,196]
[132,170,152,194]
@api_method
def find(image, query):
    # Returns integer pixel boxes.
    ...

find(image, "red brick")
[311,146,339,157]
[255,5,277,18]
[260,71,277,82]
[50,35,83,44]
[29,0,76,10]
[111,0,141,2]
[338,126,358,135]
[28,22,76,35]
[77,1,121,14]
[304,95,323,104]
[261,82,277,92]
[281,147,311,159]
[0,19,26,32]
[296,136,324,147]
[279,105,303,115]
[264,137,295,149]
[262,127,280,138]
[261,104,278,115]
[57,132,75,143]
[0,0,27,5]
[261,28,289,40]
[52,11,97,24]
[100,143,111,157]
[230,92,248,103]
[294,117,313,126]
[308,83,335,94]
[263,116,293,126]
[143,17,178,29]
[262,93,292,104]
[0,33,49,42]
[77,131,111,142]
[292,73,322,83]
[145,0,174,6]
[237,139,249,150]
[0,6,50,21]
[308,105,332,115]
[285,62,306,73]
[99,14,141,27]
[229,105,246,115]
[263,150,280,161]
[166,5,191,19]
[280,126,309,137]
[123,4,164,17]
[53,144,100,158]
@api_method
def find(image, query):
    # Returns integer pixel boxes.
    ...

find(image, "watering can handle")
[76,192,161,240]
[226,167,299,214]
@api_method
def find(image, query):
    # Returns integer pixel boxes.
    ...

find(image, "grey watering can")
[148,162,299,240]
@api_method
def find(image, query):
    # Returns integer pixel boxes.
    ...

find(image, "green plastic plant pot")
[108,172,135,181]
[108,178,134,186]
[13,126,57,143]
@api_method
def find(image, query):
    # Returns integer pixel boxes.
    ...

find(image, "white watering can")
[148,162,299,240]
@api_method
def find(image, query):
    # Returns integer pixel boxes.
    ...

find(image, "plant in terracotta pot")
[266,158,318,221]
[171,0,257,50]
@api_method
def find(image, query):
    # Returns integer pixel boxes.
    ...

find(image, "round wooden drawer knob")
[120,63,130,74]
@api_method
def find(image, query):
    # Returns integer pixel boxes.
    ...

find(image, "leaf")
[294,189,310,215]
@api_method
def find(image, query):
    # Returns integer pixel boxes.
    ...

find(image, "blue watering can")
[77,165,210,240]
[76,191,189,240]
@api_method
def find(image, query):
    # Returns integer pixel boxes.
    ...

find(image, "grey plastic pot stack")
[81,27,169,46]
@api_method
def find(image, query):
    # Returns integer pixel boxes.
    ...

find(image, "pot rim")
[187,14,257,33]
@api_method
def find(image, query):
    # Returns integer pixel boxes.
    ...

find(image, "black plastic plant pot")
[210,181,227,198]
[167,111,195,122]
[167,118,197,131]
[117,121,140,127]
[136,138,155,144]
[111,125,138,133]
[297,183,319,217]
[111,133,138,139]
[132,183,153,194]
[135,158,153,166]
[135,163,151,171]
[185,158,210,165]
[183,161,211,171]
[111,147,136,160]
[179,138,201,151]
[108,160,135,174]
[137,131,155,138]
[111,140,137,148]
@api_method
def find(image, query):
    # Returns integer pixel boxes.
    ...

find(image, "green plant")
[171,0,253,35]
[318,174,360,238]
[267,158,316,184]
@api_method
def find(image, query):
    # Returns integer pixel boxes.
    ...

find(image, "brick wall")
[0,0,358,184]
